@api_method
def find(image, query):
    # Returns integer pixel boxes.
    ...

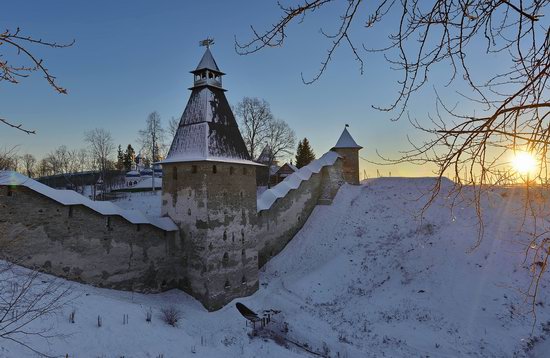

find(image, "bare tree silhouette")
[1,27,74,134]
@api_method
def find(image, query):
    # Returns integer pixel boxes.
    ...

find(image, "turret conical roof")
[192,47,223,74]
[332,127,363,149]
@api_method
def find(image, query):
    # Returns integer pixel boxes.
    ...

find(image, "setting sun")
[511,151,538,175]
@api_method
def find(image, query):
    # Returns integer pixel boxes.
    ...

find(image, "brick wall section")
[255,157,344,267]
[162,162,259,311]
[0,186,182,292]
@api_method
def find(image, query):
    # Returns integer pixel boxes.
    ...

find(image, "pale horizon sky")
[1,1,509,178]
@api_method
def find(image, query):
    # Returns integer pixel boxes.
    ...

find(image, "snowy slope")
[1,178,549,357]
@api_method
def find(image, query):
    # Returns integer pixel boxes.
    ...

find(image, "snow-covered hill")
[1,178,549,357]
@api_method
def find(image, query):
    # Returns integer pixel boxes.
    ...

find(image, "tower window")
[222,252,229,265]
[229,166,234,175]
[212,165,217,174]
[192,165,197,173]
[241,276,247,284]
[223,230,227,241]
[224,280,231,289]
[172,167,177,180]
[106,217,112,230]
[68,206,73,218]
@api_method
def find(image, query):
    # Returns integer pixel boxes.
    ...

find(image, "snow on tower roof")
[162,48,261,166]
[0,171,178,231]
[192,47,223,74]
[332,127,363,149]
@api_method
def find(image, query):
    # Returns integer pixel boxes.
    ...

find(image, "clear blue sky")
[1,0,503,177]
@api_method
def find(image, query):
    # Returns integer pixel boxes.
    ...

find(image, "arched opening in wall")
[223,230,227,241]
[136,224,141,232]
[224,280,231,289]
[241,276,246,284]
[172,167,178,180]
[241,248,245,257]
[192,165,198,173]
[68,206,73,218]
[241,229,245,244]
[222,252,229,266]
[229,166,234,175]
[212,165,217,174]
[208,72,214,79]
[106,217,112,230]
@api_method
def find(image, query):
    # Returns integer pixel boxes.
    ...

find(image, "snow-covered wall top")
[257,151,340,212]
[0,171,178,231]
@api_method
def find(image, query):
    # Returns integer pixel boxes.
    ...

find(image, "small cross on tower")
[199,37,215,49]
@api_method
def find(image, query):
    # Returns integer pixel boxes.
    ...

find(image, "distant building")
[255,145,279,186]
[273,162,298,184]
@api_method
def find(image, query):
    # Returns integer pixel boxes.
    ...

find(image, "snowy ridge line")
[0,171,178,232]
[257,151,340,212]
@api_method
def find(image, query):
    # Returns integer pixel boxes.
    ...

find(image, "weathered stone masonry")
[161,162,259,311]
[0,186,182,291]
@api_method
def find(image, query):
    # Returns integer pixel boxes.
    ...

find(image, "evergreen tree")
[123,144,135,171]
[295,138,315,168]
[116,145,124,171]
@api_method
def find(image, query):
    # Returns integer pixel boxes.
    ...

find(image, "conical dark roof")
[192,48,223,74]
[162,49,258,166]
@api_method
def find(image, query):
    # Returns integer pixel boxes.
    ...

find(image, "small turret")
[331,126,363,185]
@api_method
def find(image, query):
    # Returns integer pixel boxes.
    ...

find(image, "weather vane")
[199,37,215,49]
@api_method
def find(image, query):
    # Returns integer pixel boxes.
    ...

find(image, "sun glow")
[511,151,538,175]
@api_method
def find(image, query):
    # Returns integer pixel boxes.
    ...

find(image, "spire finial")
[345,124,349,128]
[199,37,215,49]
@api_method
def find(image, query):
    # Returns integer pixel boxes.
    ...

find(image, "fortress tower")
[331,126,363,185]
[161,47,260,310]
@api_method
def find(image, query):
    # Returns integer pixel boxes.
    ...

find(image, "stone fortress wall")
[0,183,182,292]
[0,150,348,310]
[255,151,343,266]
